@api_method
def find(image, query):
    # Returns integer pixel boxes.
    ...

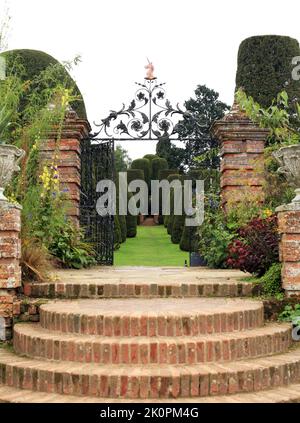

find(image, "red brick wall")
[211,103,268,210]
[39,110,91,226]
[0,203,22,340]
[277,206,300,296]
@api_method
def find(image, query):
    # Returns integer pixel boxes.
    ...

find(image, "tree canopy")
[175,85,229,169]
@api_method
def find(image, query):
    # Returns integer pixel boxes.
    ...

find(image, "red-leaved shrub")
[226,216,279,276]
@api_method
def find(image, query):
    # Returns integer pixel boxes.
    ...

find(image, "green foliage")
[188,168,220,193]
[2,54,96,275]
[119,215,127,243]
[151,157,168,180]
[279,304,300,322]
[143,154,158,161]
[175,85,229,168]
[115,145,132,172]
[1,49,87,118]
[258,262,282,296]
[198,207,235,268]
[114,214,122,250]
[126,192,137,238]
[131,158,151,186]
[166,174,183,235]
[143,154,158,178]
[49,222,96,269]
[127,169,144,185]
[156,135,185,170]
[171,214,185,244]
[167,174,184,184]
[236,35,300,108]
[236,89,300,145]
[0,74,24,141]
[180,225,198,252]
[158,169,179,180]
[237,89,300,208]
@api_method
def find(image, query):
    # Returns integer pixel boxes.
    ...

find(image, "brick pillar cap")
[211,101,269,140]
[0,201,22,211]
[276,201,300,212]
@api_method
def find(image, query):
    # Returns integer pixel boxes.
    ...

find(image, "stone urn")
[273,144,300,203]
[0,144,25,202]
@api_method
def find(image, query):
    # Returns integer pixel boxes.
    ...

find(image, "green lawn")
[114,225,189,266]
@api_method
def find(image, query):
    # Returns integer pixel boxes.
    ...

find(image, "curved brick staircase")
[1,267,300,403]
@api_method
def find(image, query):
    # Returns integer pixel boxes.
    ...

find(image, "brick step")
[1,347,300,399]
[1,383,300,403]
[24,280,256,299]
[13,323,292,365]
[39,298,264,336]
[23,268,256,299]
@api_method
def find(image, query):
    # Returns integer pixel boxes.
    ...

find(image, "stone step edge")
[13,323,292,365]
[23,281,257,299]
[39,304,264,337]
[0,383,300,403]
[1,348,300,398]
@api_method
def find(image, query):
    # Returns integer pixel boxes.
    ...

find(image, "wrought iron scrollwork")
[92,79,196,140]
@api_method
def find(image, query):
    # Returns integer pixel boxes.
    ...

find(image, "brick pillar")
[211,102,269,209]
[277,202,300,296]
[0,202,22,340]
[39,109,91,226]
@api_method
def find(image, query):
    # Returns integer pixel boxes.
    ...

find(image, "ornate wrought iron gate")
[80,75,202,266]
[80,139,114,265]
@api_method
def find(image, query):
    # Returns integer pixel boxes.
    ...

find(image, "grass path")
[114,225,189,266]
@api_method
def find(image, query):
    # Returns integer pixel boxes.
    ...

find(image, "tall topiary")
[126,192,137,237]
[1,49,87,118]
[127,169,144,185]
[171,214,185,244]
[131,158,151,187]
[119,215,127,243]
[180,225,198,252]
[236,35,300,107]
[151,157,168,180]
[158,169,179,181]
[166,174,183,235]
[114,215,122,250]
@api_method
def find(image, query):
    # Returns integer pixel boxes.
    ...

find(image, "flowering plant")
[227,215,279,276]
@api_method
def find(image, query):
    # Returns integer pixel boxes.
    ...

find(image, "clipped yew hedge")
[126,192,137,238]
[131,158,151,186]
[151,157,168,180]
[127,169,144,185]
[158,169,179,181]
[236,35,300,107]
[1,49,87,118]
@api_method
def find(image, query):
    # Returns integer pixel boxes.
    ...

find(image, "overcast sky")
[2,0,300,159]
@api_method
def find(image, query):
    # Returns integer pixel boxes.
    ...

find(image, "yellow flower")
[262,208,273,218]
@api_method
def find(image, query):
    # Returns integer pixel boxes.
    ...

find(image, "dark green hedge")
[114,214,122,250]
[119,215,127,243]
[151,157,168,180]
[165,174,183,235]
[188,168,220,192]
[158,169,179,180]
[127,169,144,185]
[171,214,185,244]
[126,192,137,237]
[131,158,151,186]
[167,174,184,184]
[1,49,87,118]
[236,35,300,107]
[180,225,198,252]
